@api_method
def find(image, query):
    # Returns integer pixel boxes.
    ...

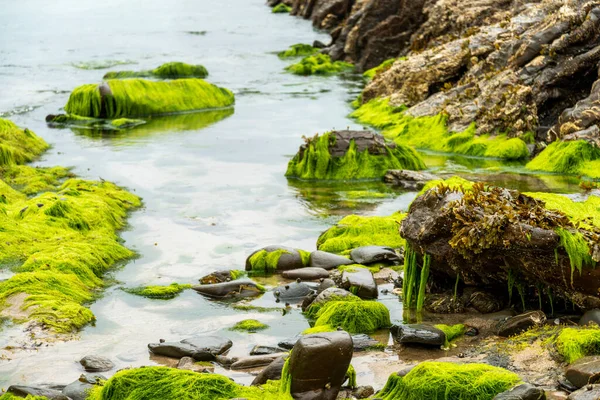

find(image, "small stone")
[568,384,600,400]
[497,311,546,337]
[566,356,600,388]
[79,355,115,372]
[580,309,600,327]
[492,383,547,399]
[390,324,446,347]
[350,246,401,265]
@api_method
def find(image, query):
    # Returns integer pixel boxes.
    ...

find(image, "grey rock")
[350,246,401,265]
[566,356,600,388]
[384,170,438,190]
[191,279,263,299]
[282,267,330,280]
[493,383,546,399]
[180,335,232,355]
[328,130,396,157]
[317,278,337,293]
[148,341,214,361]
[310,250,353,270]
[251,356,288,385]
[230,353,288,370]
[568,384,600,400]
[62,374,105,400]
[7,386,69,400]
[340,267,378,299]
[353,386,375,399]
[79,355,114,373]
[245,245,306,272]
[497,311,546,337]
[580,310,600,327]
[352,334,382,351]
[273,281,313,302]
[390,324,446,347]
[250,345,285,356]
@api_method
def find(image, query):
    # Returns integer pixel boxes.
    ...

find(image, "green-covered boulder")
[103,62,208,80]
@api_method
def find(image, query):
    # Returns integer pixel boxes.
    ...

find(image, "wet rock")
[568,384,600,400]
[177,356,214,373]
[278,336,301,350]
[79,355,114,372]
[497,311,547,337]
[328,131,397,157]
[251,355,288,385]
[148,342,204,359]
[302,287,358,312]
[199,270,238,284]
[287,331,353,399]
[313,40,327,49]
[191,279,263,299]
[230,353,288,370]
[353,386,375,399]
[352,334,381,351]
[317,278,337,293]
[310,250,353,270]
[390,324,446,347]
[62,374,105,400]
[493,383,546,399]
[340,267,378,299]
[273,282,313,301]
[350,246,401,265]
[7,386,69,400]
[282,267,330,280]
[580,310,600,327]
[301,290,318,311]
[384,170,438,190]
[250,345,285,356]
[215,355,238,368]
[180,335,233,355]
[245,245,306,272]
[566,356,600,389]
[469,291,504,314]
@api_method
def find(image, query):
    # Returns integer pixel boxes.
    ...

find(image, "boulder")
[580,310,600,327]
[79,355,114,372]
[287,331,353,399]
[339,267,378,299]
[273,282,313,301]
[493,383,547,399]
[350,246,401,265]
[384,170,439,190]
[6,386,69,400]
[497,311,547,337]
[282,267,330,280]
[148,342,209,359]
[568,384,600,400]
[390,324,446,347]
[191,279,263,299]
[62,374,105,400]
[251,356,288,385]
[566,356,600,389]
[180,335,232,355]
[310,250,353,270]
[148,337,227,361]
[245,245,307,273]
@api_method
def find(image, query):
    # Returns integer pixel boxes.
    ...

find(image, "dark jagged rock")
[339,267,378,299]
[7,386,69,400]
[282,267,330,280]
[310,250,353,270]
[384,170,439,190]
[62,374,106,400]
[493,383,546,400]
[79,355,114,372]
[391,324,446,347]
[251,355,288,386]
[580,309,600,326]
[287,331,353,399]
[568,384,600,400]
[191,279,263,299]
[350,246,401,265]
[566,356,600,389]
[497,311,547,337]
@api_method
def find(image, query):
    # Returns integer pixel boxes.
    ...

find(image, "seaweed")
[272,3,292,13]
[229,319,269,332]
[345,364,357,389]
[312,300,390,333]
[556,228,594,284]
[277,44,318,59]
[103,62,208,80]
[434,324,466,346]
[0,165,73,195]
[123,283,192,299]
[247,249,291,274]
[0,118,48,166]
[526,140,600,179]
[285,54,353,76]
[556,326,600,363]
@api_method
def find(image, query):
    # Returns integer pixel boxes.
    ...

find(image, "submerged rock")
[390,324,446,347]
[191,279,264,299]
[309,250,353,270]
[566,356,600,388]
[6,385,69,400]
[245,245,309,274]
[281,267,330,280]
[79,355,114,372]
[497,311,547,337]
[350,246,401,265]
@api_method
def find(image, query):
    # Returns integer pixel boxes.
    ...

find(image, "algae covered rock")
[191,279,265,299]
[338,266,378,299]
[285,53,353,75]
[63,78,234,119]
[390,324,446,347]
[309,250,353,270]
[286,130,424,181]
[103,62,208,79]
[245,245,310,274]
[277,43,318,59]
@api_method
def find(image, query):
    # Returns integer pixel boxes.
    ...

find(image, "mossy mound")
[317,213,406,254]
[351,98,531,161]
[304,294,362,320]
[556,327,600,363]
[229,319,269,332]
[46,113,146,131]
[246,247,310,275]
[272,3,292,13]
[103,62,209,80]
[375,362,521,400]
[285,54,353,76]
[277,44,318,59]
[0,118,48,166]
[0,394,49,400]
[285,131,425,180]
[311,300,390,333]
[123,283,192,300]
[86,366,290,400]
[526,140,600,179]
[0,165,73,195]
[435,324,466,346]
[64,78,234,119]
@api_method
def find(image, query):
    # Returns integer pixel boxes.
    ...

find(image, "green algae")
[272,3,292,13]
[304,294,361,320]
[418,176,475,196]
[285,54,353,76]
[302,324,336,334]
[0,394,50,400]
[556,228,594,284]
[103,62,208,80]
[346,364,357,389]
[343,190,393,199]
[86,366,291,400]
[351,98,530,161]
[123,283,192,300]
[229,319,269,332]
[0,165,73,195]
[0,118,48,166]
[526,140,600,179]
[285,132,425,181]
[232,304,284,312]
[47,113,146,131]
[375,362,521,400]
[247,249,290,274]
[524,192,600,232]
[317,213,406,254]
[435,324,466,346]
[312,300,390,333]
[556,327,600,363]
[363,58,403,80]
[277,44,318,59]
[64,79,234,119]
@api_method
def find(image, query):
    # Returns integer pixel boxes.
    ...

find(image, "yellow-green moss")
[346,364,357,389]
[418,176,475,196]
[375,362,521,400]
[317,213,406,254]
[435,324,466,346]
[277,44,318,59]
[363,58,403,80]
[229,319,269,332]
[285,54,353,76]
[286,132,425,180]
[351,99,530,161]
[302,324,336,334]
[247,249,290,274]
[123,283,192,299]
[304,294,362,320]
[556,327,600,363]
[0,165,73,195]
[526,140,600,179]
[526,192,600,231]
[312,300,390,333]
[64,79,234,118]
[0,119,48,166]
[103,62,208,80]
[272,3,292,13]
[343,190,393,199]
[0,394,50,400]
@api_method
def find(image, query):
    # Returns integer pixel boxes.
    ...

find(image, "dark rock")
[199,270,236,284]
[79,355,114,372]
[250,345,285,356]
[493,383,546,399]
[328,131,397,157]
[273,282,313,301]
[465,326,479,336]
[397,365,417,377]
[287,331,353,399]
[497,311,547,337]
[354,386,375,399]
[245,245,306,272]
[340,267,378,299]
[566,356,600,389]
[180,335,232,355]
[390,324,446,347]
[469,291,504,314]
[148,342,204,359]
[230,353,288,370]
[559,377,580,392]
[7,386,69,400]
[568,384,600,400]
[313,40,327,49]
[191,279,263,299]
[350,246,401,265]
[282,267,330,280]
[251,356,288,385]
[580,310,600,327]
[301,290,318,311]
[352,333,381,351]
[310,250,353,270]
[278,336,300,350]
[384,170,438,190]
[63,374,105,400]
[215,355,238,368]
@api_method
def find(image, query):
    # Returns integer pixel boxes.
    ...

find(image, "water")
[0,0,584,388]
